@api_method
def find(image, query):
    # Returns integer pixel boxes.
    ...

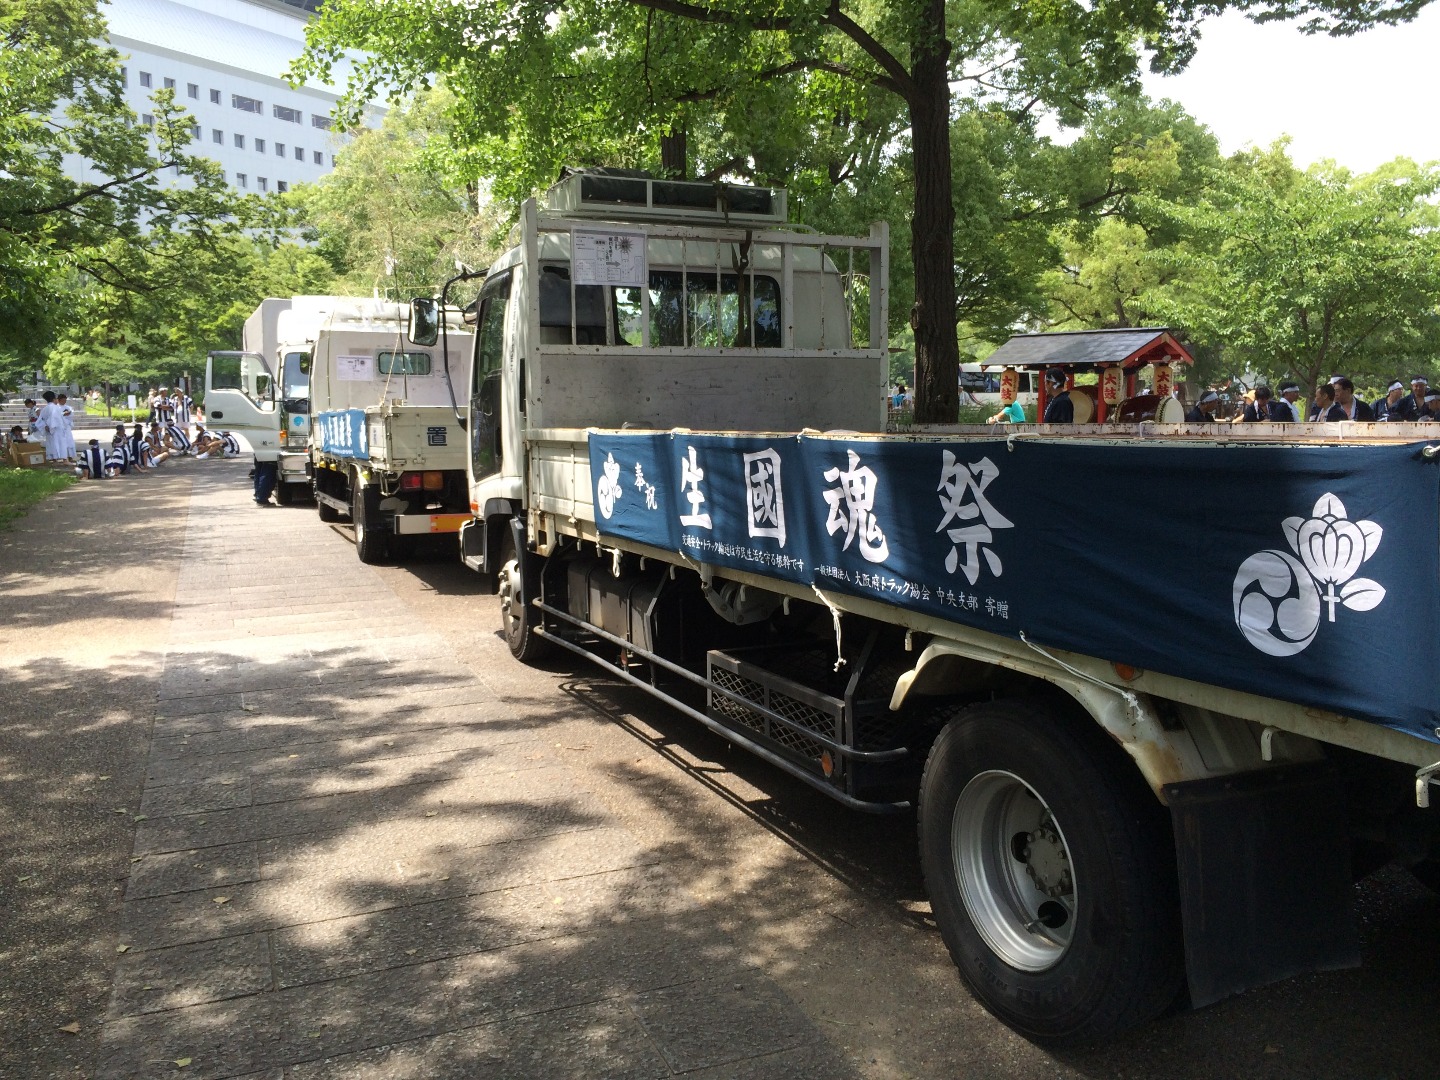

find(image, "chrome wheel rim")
[953,770,1076,971]
[498,558,520,637]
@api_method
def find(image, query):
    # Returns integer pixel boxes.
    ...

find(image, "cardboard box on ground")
[6,442,47,468]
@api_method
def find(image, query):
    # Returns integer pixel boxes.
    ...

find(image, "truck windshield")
[281,351,310,396]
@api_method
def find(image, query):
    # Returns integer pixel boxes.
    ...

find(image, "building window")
[330,154,336,166]
[313,150,323,165]
[210,88,221,104]
[232,94,262,114]
[277,180,288,193]
[189,123,200,139]
[212,129,223,144]
[139,71,152,88]
[294,146,304,161]
[120,66,127,85]
[255,138,266,153]
[273,104,302,123]
[236,173,247,188]
[275,143,285,157]
[141,113,154,129]
[234,133,245,149]
[257,177,268,192]
[187,83,198,99]
[311,114,333,130]
[163,77,176,90]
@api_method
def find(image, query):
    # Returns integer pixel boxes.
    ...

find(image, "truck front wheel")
[315,471,341,523]
[498,536,550,663]
[352,482,387,564]
[919,699,1183,1044]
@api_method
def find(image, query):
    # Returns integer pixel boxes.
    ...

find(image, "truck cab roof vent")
[546,167,787,226]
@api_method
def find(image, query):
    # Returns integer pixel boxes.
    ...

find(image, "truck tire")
[315,473,341,523]
[352,482,387,564]
[498,535,551,663]
[918,699,1183,1044]
[274,483,294,506]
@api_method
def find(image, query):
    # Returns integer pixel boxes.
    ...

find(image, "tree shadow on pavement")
[64,642,859,1080]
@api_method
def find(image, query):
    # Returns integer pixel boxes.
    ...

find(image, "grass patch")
[0,467,75,529]
[87,406,147,423]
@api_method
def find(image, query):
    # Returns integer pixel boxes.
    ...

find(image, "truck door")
[206,350,280,456]
[470,272,510,483]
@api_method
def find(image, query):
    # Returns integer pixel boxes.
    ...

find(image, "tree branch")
[676,57,901,102]
[622,0,917,101]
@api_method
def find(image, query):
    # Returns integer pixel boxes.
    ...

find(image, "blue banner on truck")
[314,409,369,460]
[589,431,1440,744]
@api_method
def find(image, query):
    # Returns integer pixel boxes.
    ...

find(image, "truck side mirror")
[409,298,440,346]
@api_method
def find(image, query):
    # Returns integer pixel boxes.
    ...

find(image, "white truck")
[407,168,1440,1043]
[207,296,339,504]
[308,298,474,563]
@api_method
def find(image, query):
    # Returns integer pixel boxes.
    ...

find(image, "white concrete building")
[77,0,380,193]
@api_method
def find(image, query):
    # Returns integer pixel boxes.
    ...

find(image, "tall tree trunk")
[908,2,957,424]
[660,125,687,179]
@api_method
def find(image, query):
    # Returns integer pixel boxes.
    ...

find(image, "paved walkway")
[89,463,855,1079]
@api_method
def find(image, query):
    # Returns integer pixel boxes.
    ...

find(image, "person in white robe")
[35,392,67,461]
[56,393,76,459]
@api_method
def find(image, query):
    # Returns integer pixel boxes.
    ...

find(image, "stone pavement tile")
[681,1044,862,1080]
[97,989,297,1080]
[260,824,652,900]
[152,690,312,721]
[326,681,497,718]
[277,963,459,1063]
[150,702,535,766]
[140,777,256,816]
[144,722,550,791]
[268,847,675,989]
[126,842,261,900]
[133,789,375,854]
[109,932,273,1018]
[627,976,818,1073]
[286,999,672,1080]
[250,740,557,805]
[440,916,750,1029]
[135,765,605,853]
[120,880,273,950]
[312,657,478,689]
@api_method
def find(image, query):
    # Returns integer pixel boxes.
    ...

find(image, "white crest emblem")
[596,453,622,519]
[1233,493,1385,656]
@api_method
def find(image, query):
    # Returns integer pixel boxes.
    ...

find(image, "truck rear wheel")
[352,482,387,564]
[275,483,294,506]
[918,699,1183,1043]
[498,535,551,663]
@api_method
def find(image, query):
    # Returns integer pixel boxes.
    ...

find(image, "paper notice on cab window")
[572,229,648,287]
[336,354,373,381]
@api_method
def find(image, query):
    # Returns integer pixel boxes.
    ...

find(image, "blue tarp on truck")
[589,431,1440,745]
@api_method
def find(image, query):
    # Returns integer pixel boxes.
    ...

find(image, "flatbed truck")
[409,168,1440,1043]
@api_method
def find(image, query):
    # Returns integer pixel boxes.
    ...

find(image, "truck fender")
[892,637,1247,801]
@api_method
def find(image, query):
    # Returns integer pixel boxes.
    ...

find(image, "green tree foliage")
[289,91,506,300]
[1146,143,1440,391]
[293,0,1430,422]
[1040,94,1223,331]
[0,0,251,388]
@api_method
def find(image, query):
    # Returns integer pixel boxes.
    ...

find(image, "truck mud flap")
[1165,763,1360,1009]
